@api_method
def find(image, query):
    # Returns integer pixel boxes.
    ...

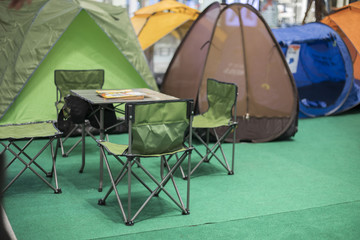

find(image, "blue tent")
[273,22,360,118]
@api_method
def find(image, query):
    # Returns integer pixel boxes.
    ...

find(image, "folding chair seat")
[0,122,62,194]
[55,69,108,173]
[97,99,193,225]
[181,78,238,178]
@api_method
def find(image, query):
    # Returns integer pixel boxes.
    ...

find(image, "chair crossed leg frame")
[179,124,237,179]
[58,121,97,173]
[97,147,192,226]
[60,104,124,176]
[59,106,104,173]
[1,137,61,194]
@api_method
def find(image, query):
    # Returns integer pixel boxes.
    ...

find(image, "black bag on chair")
[56,95,90,136]
[64,95,91,124]
[56,108,74,135]
[88,104,117,130]
[59,95,117,134]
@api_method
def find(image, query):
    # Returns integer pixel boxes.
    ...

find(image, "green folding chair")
[182,78,238,178]
[0,122,62,194]
[55,69,104,173]
[97,99,193,225]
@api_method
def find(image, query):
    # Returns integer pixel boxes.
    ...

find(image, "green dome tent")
[0,0,157,125]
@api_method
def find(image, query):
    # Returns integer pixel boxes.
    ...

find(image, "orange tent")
[322,2,360,81]
[131,0,199,50]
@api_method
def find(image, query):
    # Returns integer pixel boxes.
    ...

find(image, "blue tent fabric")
[273,22,359,118]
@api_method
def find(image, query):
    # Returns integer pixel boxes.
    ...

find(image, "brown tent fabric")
[161,2,298,143]
[322,2,360,81]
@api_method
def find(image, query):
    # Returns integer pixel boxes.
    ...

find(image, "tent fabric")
[273,22,360,118]
[161,2,298,143]
[322,2,360,81]
[131,0,199,50]
[0,0,157,125]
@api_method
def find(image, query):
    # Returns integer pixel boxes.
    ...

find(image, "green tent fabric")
[0,0,158,125]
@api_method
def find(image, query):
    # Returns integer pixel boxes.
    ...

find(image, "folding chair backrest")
[55,69,105,109]
[203,78,238,121]
[126,100,192,155]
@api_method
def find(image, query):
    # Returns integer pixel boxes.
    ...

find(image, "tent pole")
[238,5,250,119]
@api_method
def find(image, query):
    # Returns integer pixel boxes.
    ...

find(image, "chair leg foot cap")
[183,176,188,180]
[54,189,62,194]
[46,172,53,178]
[182,210,190,215]
[98,188,102,192]
[126,221,134,226]
[79,170,83,173]
[98,199,106,205]
[228,171,234,175]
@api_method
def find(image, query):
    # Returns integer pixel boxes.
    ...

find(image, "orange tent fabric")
[322,2,360,80]
[131,0,199,50]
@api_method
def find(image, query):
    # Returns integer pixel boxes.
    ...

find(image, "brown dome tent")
[161,2,298,142]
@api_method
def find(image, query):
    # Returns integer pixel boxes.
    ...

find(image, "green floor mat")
[2,108,360,239]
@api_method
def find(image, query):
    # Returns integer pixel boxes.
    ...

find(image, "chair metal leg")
[163,157,186,210]
[98,147,127,223]
[231,124,237,174]
[126,157,133,225]
[128,157,187,224]
[15,147,49,176]
[186,150,191,213]
[4,141,32,170]
[171,154,187,180]
[204,129,210,162]
[198,132,231,173]
[1,138,61,194]
[79,123,86,173]
[98,148,127,201]
[189,125,235,177]
[178,154,187,180]
[59,126,79,157]
[213,129,231,172]
[50,140,62,193]
[160,156,165,180]
[59,122,97,175]
[101,156,152,202]
[99,151,190,225]
[99,107,105,192]
[50,138,60,177]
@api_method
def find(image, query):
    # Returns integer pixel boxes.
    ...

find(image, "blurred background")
[97,0,356,25]
[94,0,357,85]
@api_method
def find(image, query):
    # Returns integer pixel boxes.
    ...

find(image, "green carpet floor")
[2,108,360,240]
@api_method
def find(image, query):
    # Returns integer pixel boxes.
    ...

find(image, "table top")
[70,88,178,105]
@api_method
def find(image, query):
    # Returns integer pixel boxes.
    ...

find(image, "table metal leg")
[99,106,104,192]
[80,123,85,173]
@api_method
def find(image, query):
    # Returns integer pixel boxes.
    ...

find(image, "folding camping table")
[70,88,178,191]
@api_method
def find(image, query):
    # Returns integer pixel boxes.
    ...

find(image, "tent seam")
[85,9,155,90]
